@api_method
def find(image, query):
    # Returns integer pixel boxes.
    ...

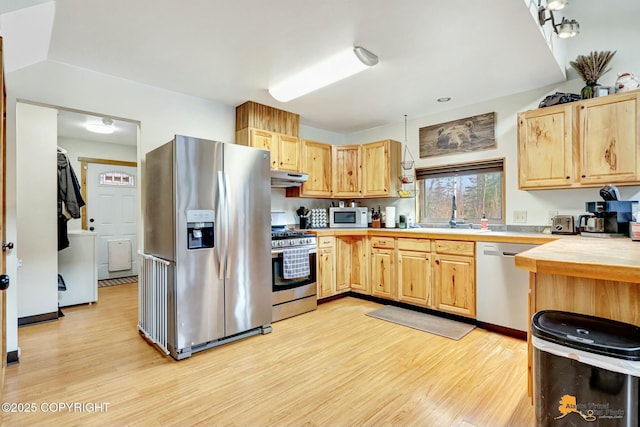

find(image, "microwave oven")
[329,207,368,228]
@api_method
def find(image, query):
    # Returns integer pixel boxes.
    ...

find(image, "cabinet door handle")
[566,176,570,179]
[435,259,440,265]
[581,174,586,178]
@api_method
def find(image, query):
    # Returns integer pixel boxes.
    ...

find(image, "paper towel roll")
[385,206,396,228]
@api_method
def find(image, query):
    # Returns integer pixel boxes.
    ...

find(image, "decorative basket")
[399,175,414,184]
[398,189,416,198]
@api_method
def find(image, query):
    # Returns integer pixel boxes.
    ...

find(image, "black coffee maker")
[579,185,637,236]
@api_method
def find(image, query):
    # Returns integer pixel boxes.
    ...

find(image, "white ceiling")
[3,0,639,143]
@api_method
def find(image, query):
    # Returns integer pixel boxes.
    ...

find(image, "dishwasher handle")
[481,249,521,257]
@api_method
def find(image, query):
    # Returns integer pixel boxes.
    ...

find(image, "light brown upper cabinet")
[578,92,639,185]
[277,134,300,172]
[236,128,300,172]
[362,139,401,197]
[518,90,640,190]
[518,104,574,189]
[332,144,362,198]
[297,139,333,197]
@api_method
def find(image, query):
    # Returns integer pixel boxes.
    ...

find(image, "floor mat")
[366,305,475,340]
[98,276,138,287]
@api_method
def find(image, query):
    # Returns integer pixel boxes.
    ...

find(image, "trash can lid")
[532,310,640,361]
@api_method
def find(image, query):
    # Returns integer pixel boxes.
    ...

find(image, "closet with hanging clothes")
[57,146,85,251]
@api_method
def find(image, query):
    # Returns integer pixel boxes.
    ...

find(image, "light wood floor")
[1,284,535,426]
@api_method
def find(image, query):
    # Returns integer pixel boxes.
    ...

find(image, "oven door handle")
[272,247,316,258]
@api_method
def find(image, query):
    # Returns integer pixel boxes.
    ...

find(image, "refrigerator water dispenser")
[186,209,215,249]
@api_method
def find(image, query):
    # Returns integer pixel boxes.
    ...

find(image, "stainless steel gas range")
[271,213,317,322]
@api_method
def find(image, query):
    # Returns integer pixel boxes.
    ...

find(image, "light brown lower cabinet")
[397,238,432,307]
[432,240,476,318]
[370,237,396,299]
[317,236,336,299]
[336,236,369,295]
[316,234,476,319]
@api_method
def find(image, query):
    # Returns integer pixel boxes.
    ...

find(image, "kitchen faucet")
[449,194,457,228]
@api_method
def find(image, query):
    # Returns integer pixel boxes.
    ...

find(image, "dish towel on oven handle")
[282,247,310,279]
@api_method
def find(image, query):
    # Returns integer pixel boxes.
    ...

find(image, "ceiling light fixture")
[268,46,379,102]
[538,0,579,38]
[86,117,114,134]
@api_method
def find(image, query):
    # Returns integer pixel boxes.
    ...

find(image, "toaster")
[551,215,576,234]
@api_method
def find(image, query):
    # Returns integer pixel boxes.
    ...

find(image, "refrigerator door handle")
[217,170,226,280]
[224,172,232,279]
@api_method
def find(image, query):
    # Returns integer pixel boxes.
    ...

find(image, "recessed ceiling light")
[437,97,451,102]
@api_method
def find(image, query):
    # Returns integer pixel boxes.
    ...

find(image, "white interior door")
[86,163,138,280]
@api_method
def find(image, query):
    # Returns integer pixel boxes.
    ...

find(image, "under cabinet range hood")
[270,170,308,188]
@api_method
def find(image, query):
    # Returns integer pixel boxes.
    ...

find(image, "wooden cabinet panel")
[371,247,395,299]
[433,240,474,257]
[397,238,430,252]
[518,105,574,189]
[398,249,431,307]
[236,128,300,172]
[251,129,277,169]
[578,93,639,184]
[318,236,335,248]
[299,139,332,197]
[277,134,300,172]
[336,236,369,295]
[362,140,401,197]
[332,145,362,198]
[371,236,395,250]
[433,254,476,318]
[517,90,640,190]
[317,242,335,299]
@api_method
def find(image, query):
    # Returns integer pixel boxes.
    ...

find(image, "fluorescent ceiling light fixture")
[269,46,378,102]
[86,117,114,134]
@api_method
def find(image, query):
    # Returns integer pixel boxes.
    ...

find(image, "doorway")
[82,160,138,280]
[56,108,139,293]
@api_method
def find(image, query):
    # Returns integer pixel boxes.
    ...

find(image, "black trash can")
[532,310,640,427]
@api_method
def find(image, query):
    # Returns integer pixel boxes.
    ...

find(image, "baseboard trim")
[7,350,19,365]
[18,311,58,326]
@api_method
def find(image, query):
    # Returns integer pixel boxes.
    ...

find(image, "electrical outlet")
[548,210,558,224]
[513,210,527,223]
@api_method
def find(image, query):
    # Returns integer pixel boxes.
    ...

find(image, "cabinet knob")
[566,176,570,179]
[581,174,586,178]
[0,274,9,290]
[435,259,440,265]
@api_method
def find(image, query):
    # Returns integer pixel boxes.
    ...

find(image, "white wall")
[15,103,58,318]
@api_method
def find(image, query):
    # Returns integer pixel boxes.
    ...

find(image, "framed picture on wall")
[419,112,496,158]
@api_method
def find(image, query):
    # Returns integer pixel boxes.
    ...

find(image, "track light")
[268,46,379,102]
[538,0,579,38]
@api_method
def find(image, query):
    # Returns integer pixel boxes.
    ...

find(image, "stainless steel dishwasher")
[476,242,538,333]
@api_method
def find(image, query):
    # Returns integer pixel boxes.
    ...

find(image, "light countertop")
[514,236,640,283]
[308,227,558,245]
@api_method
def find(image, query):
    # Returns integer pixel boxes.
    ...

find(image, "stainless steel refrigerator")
[144,135,272,360]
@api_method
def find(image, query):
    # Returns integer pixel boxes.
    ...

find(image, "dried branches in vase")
[569,50,616,99]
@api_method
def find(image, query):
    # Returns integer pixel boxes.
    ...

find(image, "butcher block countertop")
[514,236,640,283]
